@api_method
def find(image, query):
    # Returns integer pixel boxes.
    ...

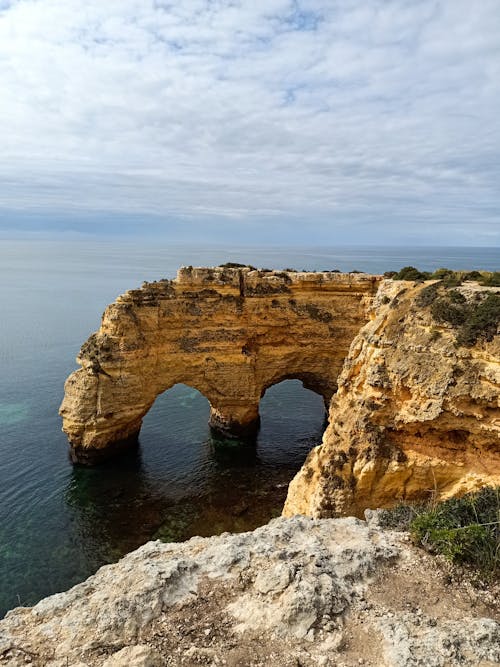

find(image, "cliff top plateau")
[0,515,498,667]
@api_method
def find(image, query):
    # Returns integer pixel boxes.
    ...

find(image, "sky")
[0,0,499,245]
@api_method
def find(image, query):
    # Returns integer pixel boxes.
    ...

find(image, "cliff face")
[284,280,500,518]
[61,266,499,507]
[60,267,380,463]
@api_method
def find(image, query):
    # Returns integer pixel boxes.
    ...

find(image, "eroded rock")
[284,280,500,518]
[60,268,379,463]
[102,645,162,667]
[0,516,498,667]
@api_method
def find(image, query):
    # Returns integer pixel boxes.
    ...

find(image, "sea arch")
[257,379,327,457]
[60,266,381,464]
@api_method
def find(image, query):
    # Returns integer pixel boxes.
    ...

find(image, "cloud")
[0,0,499,243]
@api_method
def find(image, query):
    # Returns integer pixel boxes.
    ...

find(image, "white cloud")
[0,0,499,242]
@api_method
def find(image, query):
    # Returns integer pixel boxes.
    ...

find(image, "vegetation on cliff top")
[386,266,500,286]
[384,268,500,347]
[378,487,500,581]
[415,283,500,346]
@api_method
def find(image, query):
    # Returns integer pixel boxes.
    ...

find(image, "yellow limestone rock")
[60,267,380,463]
[284,280,500,518]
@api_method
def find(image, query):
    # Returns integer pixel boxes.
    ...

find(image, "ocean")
[0,240,498,617]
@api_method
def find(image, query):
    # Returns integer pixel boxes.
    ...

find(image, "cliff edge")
[284,279,500,518]
[1,516,498,667]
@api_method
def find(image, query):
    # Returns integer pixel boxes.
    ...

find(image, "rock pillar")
[208,403,261,439]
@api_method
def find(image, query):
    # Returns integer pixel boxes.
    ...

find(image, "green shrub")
[431,297,468,326]
[441,273,463,287]
[392,266,431,281]
[219,262,256,270]
[448,290,466,304]
[430,267,454,279]
[479,272,500,287]
[391,267,499,286]
[462,271,483,281]
[429,290,499,345]
[410,488,500,577]
[428,268,462,287]
[416,282,441,307]
[379,487,500,579]
[377,502,423,530]
[456,293,500,346]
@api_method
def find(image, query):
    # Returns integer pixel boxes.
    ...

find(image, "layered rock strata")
[60,267,379,463]
[0,516,498,667]
[284,280,500,518]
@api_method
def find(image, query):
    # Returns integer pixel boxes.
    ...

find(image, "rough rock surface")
[60,267,379,462]
[1,516,498,667]
[284,280,500,518]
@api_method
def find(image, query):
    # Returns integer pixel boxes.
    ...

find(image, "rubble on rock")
[1,516,498,667]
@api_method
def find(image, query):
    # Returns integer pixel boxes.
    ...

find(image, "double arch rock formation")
[60,267,380,464]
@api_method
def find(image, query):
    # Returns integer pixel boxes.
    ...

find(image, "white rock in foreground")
[0,516,498,667]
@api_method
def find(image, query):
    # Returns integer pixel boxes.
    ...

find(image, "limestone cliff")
[284,280,500,518]
[61,266,499,511]
[60,267,379,463]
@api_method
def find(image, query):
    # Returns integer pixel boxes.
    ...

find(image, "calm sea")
[0,240,498,617]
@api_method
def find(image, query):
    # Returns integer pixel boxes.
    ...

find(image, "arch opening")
[141,383,211,446]
[66,382,331,552]
[137,379,327,476]
[138,382,223,498]
[260,372,335,411]
[257,379,327,469]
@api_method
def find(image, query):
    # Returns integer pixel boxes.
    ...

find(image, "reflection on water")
[209,433,260,467]
[63,381,325,570]
[2,241,498,616]
[65,448,159,563]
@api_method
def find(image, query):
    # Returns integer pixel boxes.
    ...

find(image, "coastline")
[0,246,498,619]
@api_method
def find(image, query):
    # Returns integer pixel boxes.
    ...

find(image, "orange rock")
[60,267,379,463]
[284,280,500,517]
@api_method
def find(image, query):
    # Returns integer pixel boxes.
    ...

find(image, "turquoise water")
[0,241,498,617]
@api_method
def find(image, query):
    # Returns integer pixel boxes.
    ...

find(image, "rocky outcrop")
[284,280,500,518]
[60,267,380,463]
[61,267,499,508]
[0,516,498,667]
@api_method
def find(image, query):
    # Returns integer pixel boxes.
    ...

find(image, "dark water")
[0,241,498,617]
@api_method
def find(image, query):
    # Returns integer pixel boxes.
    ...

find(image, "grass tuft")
[378,487,500,580]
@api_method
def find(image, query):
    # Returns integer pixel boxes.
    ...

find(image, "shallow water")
[0,240,498,616]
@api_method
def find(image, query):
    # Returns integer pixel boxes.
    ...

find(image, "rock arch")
[60,267,381,464]
[259,372,334,410]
